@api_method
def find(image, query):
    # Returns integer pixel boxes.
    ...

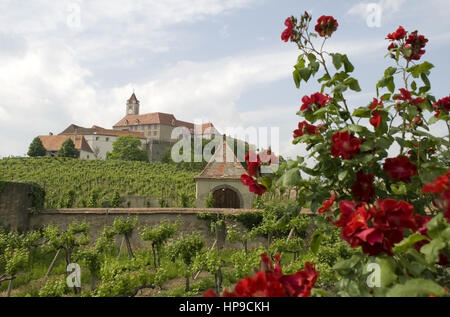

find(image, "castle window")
[125,120,129,125]
[106,137,109,142]
[135,119,140,125]
[95,137,99,141]
[153,131,157,136]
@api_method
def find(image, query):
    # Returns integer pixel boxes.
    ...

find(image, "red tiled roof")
[60,124,146,139]
[113,112,176,127]
[113,112,197,132]
[39,135,93,153]
[195,141,246,179]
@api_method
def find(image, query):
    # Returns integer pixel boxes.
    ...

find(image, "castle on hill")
[38,93,221,161]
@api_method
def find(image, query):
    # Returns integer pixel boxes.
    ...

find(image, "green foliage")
[111,191,122,208]
[0,157,200,209]
[112,217,137,236]
[39,278,70,297]
[167,233,204,269]
[140,221,178,267]
[106,135,148,162]
[58,138,80,158]
[27,137,46,157]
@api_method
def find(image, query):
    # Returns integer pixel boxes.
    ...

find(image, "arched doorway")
[212,187,241,208]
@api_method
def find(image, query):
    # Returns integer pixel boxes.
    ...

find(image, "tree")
[27,137,46,157]
[106,135,148,162]
[58,138,80,158]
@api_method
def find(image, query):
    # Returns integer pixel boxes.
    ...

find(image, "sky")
[0,0,449,159]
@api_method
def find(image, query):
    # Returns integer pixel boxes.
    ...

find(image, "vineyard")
[0,158,202,209]
[0,201,352,297]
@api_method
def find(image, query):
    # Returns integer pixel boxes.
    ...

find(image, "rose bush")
[239,12,449,297]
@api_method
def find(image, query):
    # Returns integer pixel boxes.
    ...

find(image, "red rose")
[422,171,450,222]
[335,199,418,255]
[394,88,425,110]
[318,192,337,214]
[281,17,294,42]
[240,174,267,196]
[314,15,338,37]
[369,98,383,129]
[433,96,450,118]
[383,155,418,182]
[405,30,428,61]
[293,121,320,139]
[330,131,362,160]
[300,92,331,111]
[351,171,375,202]
[386,26,407,41]
[204,254,319,297]
[422,171,450,194]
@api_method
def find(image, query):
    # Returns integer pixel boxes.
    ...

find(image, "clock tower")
[126,92,140,115]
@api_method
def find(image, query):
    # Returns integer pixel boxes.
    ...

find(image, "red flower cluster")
[293,121,320,139]
[315,15,338,37]
[318,192,337,214]
[405,31,429,61]
[394,88,425,110]
[204,254,319,297]
[369,98,384,129]
[330,131,362,160]
[422,171,450,222]
[300,92,331,111]
[241,152,267,195]
[351,171,375,202]
[386,26,428,61]
[281,17,294,42]
[386,26,407,41]
[334,199,420,255]
[433,96,450,118]
[383,155,418,183]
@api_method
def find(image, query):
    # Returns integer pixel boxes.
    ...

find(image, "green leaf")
[345,78,361,92]
[338,170,348,181]
[307,53,316,63]
[347,124,368,133]
[386,279,445,297]
[278,168,301,187]
[310,230,323,254]
[390,183,407,195]
[384,67,397,76]
[408,61,434,78]
[313,107,327,117]
[299,67,312,82]
[293,70,301,88]
[420,238,446,264]
[352,107,371,118]
[310,61,320,74]
[375,257,397,287]
[426,213,447,240]
[332,53,343,70]
[427,116,438,125]
[333,255,361,274]
[342,55,354,73]
[393,233,427,254]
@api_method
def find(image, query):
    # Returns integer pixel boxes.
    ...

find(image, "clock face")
[128,107,133,114]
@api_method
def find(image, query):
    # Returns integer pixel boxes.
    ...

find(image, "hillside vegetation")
[0,158,202,208]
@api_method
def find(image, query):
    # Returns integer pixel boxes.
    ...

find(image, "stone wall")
[0,182,44,232]
[29,208,262,249]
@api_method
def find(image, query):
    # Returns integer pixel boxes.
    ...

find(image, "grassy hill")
[0,157,203,208]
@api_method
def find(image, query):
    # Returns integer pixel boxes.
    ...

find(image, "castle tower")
[126,92,140,115]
